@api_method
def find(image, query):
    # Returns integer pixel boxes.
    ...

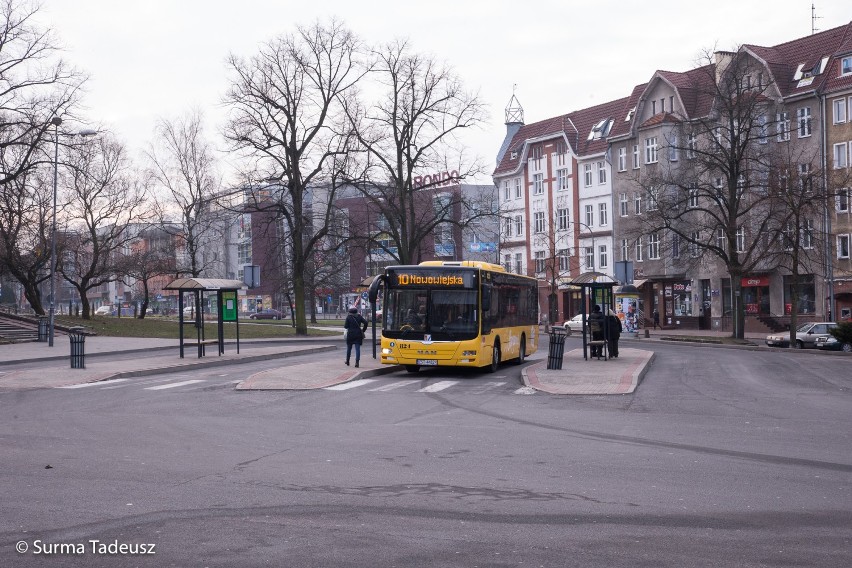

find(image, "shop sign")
[741,275,769,287]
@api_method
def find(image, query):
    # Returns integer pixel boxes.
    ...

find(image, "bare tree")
[122,225,177,319]
[146,109,221,277]
[346,40,489,265]
[0,0,84,313]
[223,20,365,335]
[58,135,151,318]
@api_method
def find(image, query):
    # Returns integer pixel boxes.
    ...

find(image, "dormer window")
[588,118,613,141]
[842,56,852,76]
[625,106,635,122]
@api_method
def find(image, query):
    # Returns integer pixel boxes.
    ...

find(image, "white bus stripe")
[145,380,205,390]
[417,381,457,393]
[324,379,378,391]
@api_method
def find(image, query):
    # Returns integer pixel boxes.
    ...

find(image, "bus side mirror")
[482,285,491,312]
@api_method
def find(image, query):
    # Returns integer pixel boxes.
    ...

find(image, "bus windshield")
[384,288,478,340]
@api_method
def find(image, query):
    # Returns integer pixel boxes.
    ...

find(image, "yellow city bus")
[367,261,539,373]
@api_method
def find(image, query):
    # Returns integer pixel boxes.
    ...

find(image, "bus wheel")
[516,336,526,365]
[405,365,420,373]
[488,343,500,373]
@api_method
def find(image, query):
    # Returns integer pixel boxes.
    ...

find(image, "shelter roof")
[164,278,247,291]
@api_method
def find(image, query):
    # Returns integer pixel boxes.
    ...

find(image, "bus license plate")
[416,359,438,366]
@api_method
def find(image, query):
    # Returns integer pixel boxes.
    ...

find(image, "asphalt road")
[1,340,850,567]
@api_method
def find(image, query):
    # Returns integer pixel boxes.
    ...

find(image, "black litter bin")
[547,327,567,370]
[37,316,49,342]
[68,327,86,369]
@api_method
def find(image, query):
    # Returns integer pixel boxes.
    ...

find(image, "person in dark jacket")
[587,304,605,357]
[344,306,369,367]
[606,308,622,358]
[652,309,660,329]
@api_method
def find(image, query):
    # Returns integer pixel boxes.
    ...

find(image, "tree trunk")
[22,281,45,315]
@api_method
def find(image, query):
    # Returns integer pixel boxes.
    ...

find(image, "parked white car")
[560,314,587,335]
[765,322,837,349]
[94,305,113,316]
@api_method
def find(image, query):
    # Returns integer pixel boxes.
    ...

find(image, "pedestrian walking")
[606,308,622,358]
[344,306,368,367]
[653,309,660,329]
[588,304,605,357]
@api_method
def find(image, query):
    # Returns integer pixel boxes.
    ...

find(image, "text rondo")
[413,170,459,189]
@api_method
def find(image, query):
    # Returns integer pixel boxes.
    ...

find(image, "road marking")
[471,381,506,393]
[417,380,457,393]
[369,380,419,392]
[324,379,379,391]
[58,379,129,389]
[514,386,537,395]
[145,380,206,390]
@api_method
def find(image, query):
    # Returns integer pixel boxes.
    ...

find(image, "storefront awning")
[632,279,647,288]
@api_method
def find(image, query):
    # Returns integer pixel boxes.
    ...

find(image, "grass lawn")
[54,315,342,339]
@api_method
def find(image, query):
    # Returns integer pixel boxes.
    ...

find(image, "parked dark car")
[815,335,852,352]
[249,309,284,320]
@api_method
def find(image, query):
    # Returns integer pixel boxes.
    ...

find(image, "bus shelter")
[572,271,617,361]
[164,278,246,358]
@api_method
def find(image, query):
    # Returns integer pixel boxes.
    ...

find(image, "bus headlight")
[462,350,477,356]
[382,348,394,355]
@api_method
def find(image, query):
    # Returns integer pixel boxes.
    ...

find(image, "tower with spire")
[496,87,525,165]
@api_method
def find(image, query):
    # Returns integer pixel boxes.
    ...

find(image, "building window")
[736,227,745,253]
[838,234,850,259]
[515,253,523,274]
[534,211,546,233]
[645,137,658,164]
[514,178,522,199]
[534,250,546,274]
[842,56,852,76]
[584,246,594,270]
[776,112,790,142]
[530,145,542,170]
[686,132,697,159]
[782,222,795,251]
[837,188,850,212]
[597,161,607,184]
[617,147,627,171]
[598,245,608,269]
[671,233,680,259]
[834,98,848,124]
[834,142,849,169]
[557,168,570,191]
[503,217,512,238]
[503,254,511,272]
[634,192,643,215]
[758,114,768,144]
[237,242,252,265]
[599,202,608,226]
[668,134,679,161]
[802,219,814,250]
[635,237,643,262]
[632,144,640,169]
[502,180,511,201]
[648,187,658,211]
[797,107,812,138]
[514,215,523,236]
[533,173,543,195]
[619,193,629,216]
[690,231,700,257]
[716,227,727,250]
[585,204,594,227]
[648,232,660,259]
[558,248,570,271]
[584,164,593,187]
[621,239,630,261]
[799,163,812,191]
[687,183,699,208]
[557,208,569,231]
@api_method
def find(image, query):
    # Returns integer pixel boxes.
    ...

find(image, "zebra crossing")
[56,374,536,395]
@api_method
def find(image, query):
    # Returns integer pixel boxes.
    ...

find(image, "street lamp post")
[48,116,62,347]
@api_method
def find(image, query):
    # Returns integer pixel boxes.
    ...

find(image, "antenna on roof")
[811,3,822,35]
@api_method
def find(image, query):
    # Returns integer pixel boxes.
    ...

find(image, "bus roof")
[417,260,506,272]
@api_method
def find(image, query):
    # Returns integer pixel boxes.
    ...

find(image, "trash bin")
[68,327,86,369]
[547,327,567,370]
[37,316,49,342]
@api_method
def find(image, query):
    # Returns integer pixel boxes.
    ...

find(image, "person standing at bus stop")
[344,306,368,367]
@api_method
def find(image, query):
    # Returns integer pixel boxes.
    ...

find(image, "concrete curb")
[236,361,403,390]
[521,348,654,395]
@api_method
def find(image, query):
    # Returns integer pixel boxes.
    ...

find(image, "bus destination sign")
[391,270,473,288]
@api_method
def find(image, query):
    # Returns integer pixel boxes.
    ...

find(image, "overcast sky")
[39,0,849,184]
